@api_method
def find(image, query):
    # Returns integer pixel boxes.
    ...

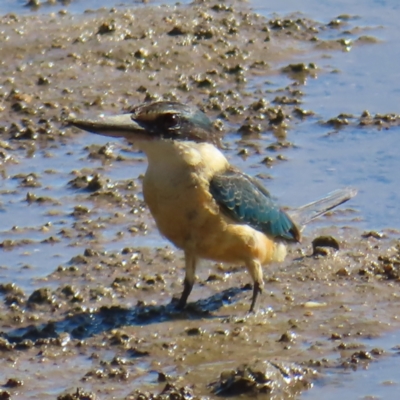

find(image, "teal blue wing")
[209,168,300,242]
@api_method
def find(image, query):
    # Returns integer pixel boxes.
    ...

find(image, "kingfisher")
[70,101,356,312]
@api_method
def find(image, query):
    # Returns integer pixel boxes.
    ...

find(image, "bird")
[70,101,356,312]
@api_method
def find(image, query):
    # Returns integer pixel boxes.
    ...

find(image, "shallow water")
[0,0,191,15]
[251,0,400,230]
[303,331,400,400]
[0,134,161,290]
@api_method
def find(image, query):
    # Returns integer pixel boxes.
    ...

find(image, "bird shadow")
[1,286,249,346]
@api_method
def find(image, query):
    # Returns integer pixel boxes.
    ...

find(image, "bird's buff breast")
[142,142,225,251]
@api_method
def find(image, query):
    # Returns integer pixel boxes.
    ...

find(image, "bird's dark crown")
[128,101,221,146]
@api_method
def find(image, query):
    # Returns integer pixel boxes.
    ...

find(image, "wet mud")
[0,1,399,399]
[2,227,400,399]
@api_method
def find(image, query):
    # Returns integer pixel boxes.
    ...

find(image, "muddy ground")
[0,1,399,399]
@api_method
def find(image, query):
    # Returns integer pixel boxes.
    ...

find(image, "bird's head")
[69,101,222,147]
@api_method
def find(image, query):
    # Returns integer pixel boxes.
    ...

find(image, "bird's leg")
[176,251,198,310]
[246,259,264,313]
[249,281,263,313]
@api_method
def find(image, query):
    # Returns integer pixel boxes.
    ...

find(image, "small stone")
[278,331,296,343]
[185,327,203,336]
[28,288,52,304]
[312,236,340,254]
[5,378,23,388]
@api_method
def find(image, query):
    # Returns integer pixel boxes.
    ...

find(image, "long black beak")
[69,114,145,139]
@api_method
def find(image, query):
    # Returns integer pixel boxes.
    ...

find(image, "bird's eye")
[156,113,180,130]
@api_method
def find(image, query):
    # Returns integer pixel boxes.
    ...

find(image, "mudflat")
[0,2,399,399]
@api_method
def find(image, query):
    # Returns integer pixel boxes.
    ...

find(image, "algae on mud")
[0,1,398,399]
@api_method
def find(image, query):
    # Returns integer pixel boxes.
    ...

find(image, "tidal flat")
[0,1,399,399]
